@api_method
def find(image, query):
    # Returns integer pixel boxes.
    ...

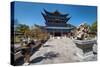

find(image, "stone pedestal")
[73,39,97,61]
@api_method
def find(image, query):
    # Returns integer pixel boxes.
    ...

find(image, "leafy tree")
[90,21,97,32]
[83,23,90,28]
[15,24,30,37]
[31,24,48,40]
[32,25,42,40]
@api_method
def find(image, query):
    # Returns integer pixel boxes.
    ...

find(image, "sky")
[13,1,97,27]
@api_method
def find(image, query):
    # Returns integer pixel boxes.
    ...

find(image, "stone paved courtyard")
[28,37,97,65]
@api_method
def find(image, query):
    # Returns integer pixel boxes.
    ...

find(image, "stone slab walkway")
[29,37,87,65]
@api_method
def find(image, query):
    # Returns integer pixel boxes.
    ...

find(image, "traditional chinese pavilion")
[40,9,76,37]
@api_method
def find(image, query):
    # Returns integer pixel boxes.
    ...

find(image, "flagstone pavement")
[29,37,97,65]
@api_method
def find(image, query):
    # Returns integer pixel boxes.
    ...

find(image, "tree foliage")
[83,23,90,28]
[31,25,48,40]
[90,21,97,32]
[15,24,30,37]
